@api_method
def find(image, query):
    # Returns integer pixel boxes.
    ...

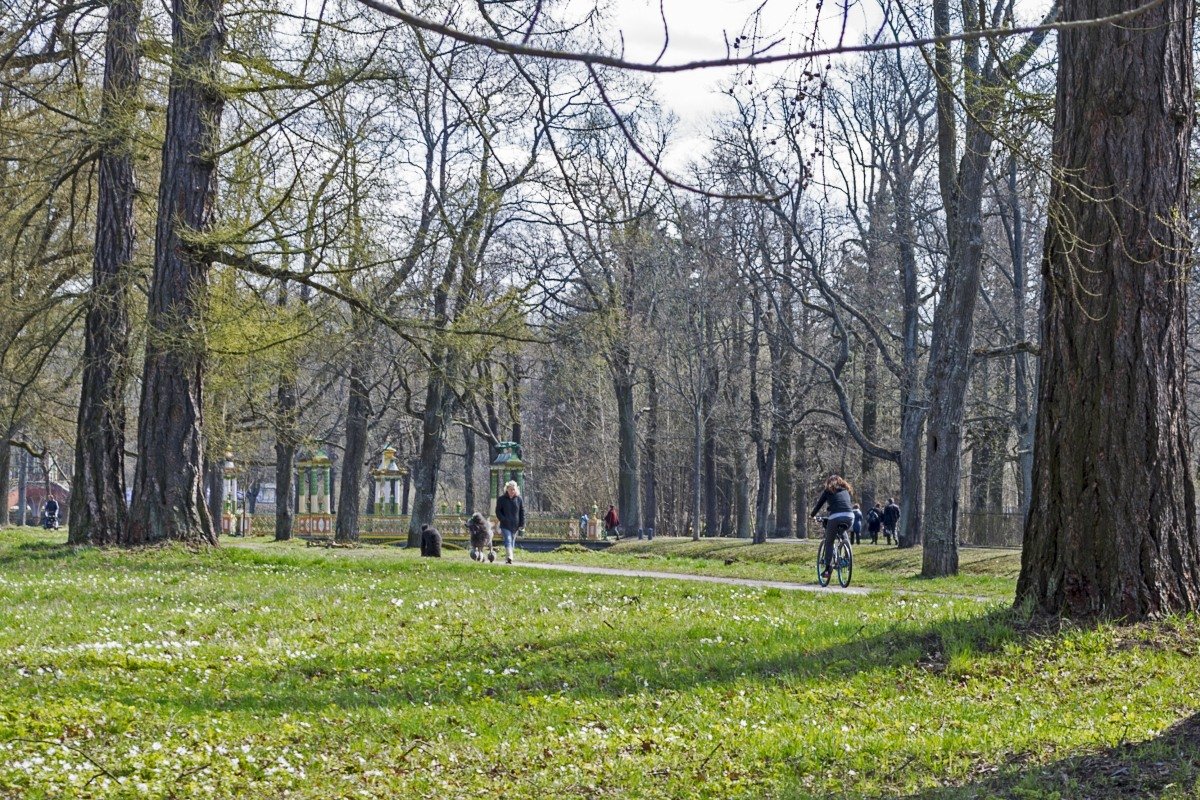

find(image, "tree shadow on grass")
[51,603,1039,720]
[890,712,1200,799]
[0,537,79,566]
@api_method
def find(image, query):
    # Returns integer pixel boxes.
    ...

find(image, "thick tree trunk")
[1017,0,1200,620]
[70,0,139,546]
[408,368,454,547]
[335,341,370,543]
[125,0,224,546]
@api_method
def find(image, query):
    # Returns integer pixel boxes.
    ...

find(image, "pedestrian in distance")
[882,497,901,545]
[603,504,621,540]
[851,503,863,545]
[495,480,525,564]
[867,502,883,544]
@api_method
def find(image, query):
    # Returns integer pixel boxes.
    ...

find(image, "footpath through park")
[513,560,872,596]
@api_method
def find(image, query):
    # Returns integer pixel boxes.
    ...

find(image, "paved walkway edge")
[513,561,871,596]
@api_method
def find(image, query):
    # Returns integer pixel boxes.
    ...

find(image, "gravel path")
[512,560,872,596]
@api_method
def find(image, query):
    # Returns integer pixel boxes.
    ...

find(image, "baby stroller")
[466,513,495,563]
[42,499,60,530]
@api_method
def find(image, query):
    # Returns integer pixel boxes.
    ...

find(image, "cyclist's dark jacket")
[811,489,853,519]
[882,503,900,528]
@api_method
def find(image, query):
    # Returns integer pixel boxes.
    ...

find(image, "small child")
[466,512,495,563]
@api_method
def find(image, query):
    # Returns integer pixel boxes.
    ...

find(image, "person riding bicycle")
[811,474,855,582]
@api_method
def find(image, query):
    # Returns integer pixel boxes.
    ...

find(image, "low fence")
[247,512,581,541]
[957,511,1023,548]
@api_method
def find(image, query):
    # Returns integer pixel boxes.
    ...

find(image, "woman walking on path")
[495,481,525,564]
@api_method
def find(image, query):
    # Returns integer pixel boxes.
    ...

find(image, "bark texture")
[70,0,140,546]
[124,0,224,546]
[1017,0,1200,620]
[335,333,370,543]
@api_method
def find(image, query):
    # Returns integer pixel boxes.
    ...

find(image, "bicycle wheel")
[816,540,831,587]
[835,537,853,588]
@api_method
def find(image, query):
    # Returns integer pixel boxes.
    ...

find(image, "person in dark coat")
[495,480,525,564]
[811,475,855,581]
[882,498,901,545]
[867,502,884,544]
[603,505,621,540]
[420,524,442,557]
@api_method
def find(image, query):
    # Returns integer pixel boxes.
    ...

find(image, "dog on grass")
[466,513,495,563]
[420,524,442,557]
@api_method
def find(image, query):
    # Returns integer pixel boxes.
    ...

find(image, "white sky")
[599,0,1055,155]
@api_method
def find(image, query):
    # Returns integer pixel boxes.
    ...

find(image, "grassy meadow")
[0,529,1197,798]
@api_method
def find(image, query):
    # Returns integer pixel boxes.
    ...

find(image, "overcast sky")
[595,0,1055,155]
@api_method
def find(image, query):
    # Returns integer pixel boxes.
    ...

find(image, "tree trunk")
[921,112,996,575]
[734,444,751,538]
[642,370,657,536]
[70,0,139,546]
[893,138,926,548]
[1017,0,1200,620]
[17,448,28,526]
[1008,155,1036,521]
[691,404,702,541]
[860,341,879,513]
[612,351,640,534]
[124,0,224,546]
[774,433,793,537]
[274,380,296,541]
[408,368,454,547]
[0,432,11,526]
[206,458,223,534]
[335,338,369,544]
[702,363,719,537]
[401,467,410,515]
[463,426,476,514]
[795,432,808,539]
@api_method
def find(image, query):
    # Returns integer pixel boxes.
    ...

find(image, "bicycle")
[814,516,853,588]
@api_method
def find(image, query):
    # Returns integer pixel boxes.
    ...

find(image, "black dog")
[420,524,442,557]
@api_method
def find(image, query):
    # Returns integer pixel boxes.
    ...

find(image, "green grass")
[0,528,1198,798]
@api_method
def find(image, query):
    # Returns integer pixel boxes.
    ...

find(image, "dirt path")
[512,560,872,596]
